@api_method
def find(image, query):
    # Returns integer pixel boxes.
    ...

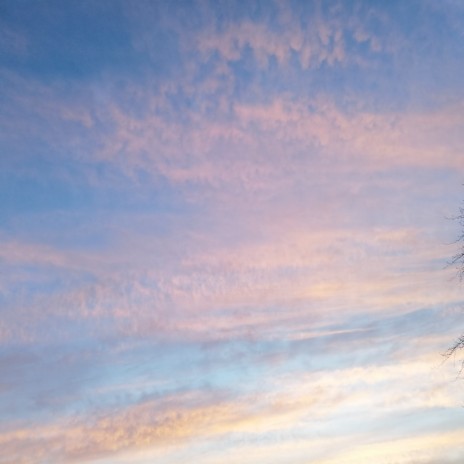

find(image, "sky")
[1,0,464,463]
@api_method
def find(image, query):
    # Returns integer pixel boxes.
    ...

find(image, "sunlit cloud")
[1,0,464,463]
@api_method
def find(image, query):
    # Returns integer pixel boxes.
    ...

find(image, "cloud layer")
[1,1,464,463]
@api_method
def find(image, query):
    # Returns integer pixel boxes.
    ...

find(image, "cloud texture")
[1,1,464,463]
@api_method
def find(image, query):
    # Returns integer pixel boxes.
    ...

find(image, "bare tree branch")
[447,205,464,280]
[443,335,464,376]
[444,202,464,374]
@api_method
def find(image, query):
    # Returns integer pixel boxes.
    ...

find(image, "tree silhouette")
[449,205,464,279]
[444,204,464,373]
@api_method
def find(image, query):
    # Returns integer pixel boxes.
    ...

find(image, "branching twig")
[443,336,464,378]
[443,202,464,376]
[446,206,464,280]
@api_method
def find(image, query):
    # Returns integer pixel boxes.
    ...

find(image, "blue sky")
[1,1,464,463]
